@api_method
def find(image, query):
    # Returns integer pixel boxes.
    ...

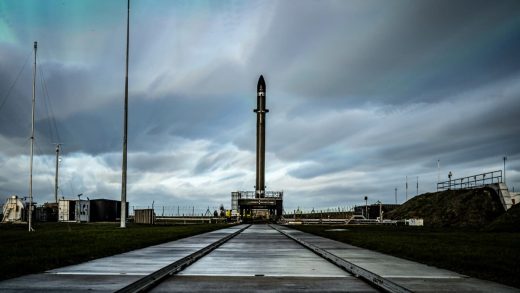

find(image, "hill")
[485,203,520,232]
[386,187,505,228]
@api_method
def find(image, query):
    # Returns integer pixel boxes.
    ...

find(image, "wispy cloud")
[1,0,519,209]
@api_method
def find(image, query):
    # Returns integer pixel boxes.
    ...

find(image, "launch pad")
[230,75,283,222]
[233,191,283,221]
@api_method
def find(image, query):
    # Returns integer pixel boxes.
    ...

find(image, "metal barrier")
[233,190,283,199]
[437,170,502,191]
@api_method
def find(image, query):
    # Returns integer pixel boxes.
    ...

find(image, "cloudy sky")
[1,0,519,213]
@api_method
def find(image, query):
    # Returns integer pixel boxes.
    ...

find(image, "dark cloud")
[1,1,520,208]
[249,0,520,105]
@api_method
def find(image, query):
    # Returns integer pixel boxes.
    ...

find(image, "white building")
[2,195,25,223]
[58,199,90,222]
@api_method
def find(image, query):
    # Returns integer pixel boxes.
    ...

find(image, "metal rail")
[117,224,410,292]
[115,224,250,293]
[437,170,502,191]
[270,224,412,293]
[232,190,283,199]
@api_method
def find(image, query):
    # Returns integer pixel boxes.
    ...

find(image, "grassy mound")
[386,188,505,228]
[485,203,520,232]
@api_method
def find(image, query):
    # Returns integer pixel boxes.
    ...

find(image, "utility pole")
[364,196,368,219]
[28,41,37,232]
[120,0,130,228]
[503,156,507,184]
[405,176,408,202]
[76,193,83,223]
[416,176,419,196]
[54,144,61,204]
[437,159,440,183]
[378,201,382,221]
[394,187,397,204]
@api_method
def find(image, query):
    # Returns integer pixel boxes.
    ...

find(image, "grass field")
[291,225,520,288]
[0,222,231,281]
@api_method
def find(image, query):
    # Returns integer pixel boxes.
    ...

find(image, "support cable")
[0,50,32,113]
[37,55,61,143]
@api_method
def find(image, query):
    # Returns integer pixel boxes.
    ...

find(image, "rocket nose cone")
[257,75,265,91]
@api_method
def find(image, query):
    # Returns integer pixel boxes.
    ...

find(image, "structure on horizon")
[231,75,283,221]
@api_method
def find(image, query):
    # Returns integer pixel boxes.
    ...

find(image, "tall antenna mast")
[28,41,37,232]
[54,144,61,204]
[416,176,419,196]
[437,159,440,183]
[120,0,130,228]
[405,176,408,201]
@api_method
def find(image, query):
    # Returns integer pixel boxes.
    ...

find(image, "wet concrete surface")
[178,224,353,277]
[1,224,518,292]
[0,225,247,292]
[153,276,377,293]
[153,224,377,292]
[274,225,519,293]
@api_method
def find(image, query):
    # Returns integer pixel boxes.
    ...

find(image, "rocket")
[254,75,268,198]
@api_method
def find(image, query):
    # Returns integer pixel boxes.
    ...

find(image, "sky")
[1,0,519,213]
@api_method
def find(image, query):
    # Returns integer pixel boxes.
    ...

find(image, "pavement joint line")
[48,272,149,276]
[179,273,355,278]
[270,224,413,293]
[382,276,463,279]
[115,225,250,293]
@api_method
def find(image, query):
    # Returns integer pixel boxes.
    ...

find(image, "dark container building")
[90,199,128,222]
[354,203,400,220]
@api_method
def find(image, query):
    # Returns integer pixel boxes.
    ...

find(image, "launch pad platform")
[234,191,283,221]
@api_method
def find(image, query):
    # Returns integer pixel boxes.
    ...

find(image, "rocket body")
[255,75,268,198]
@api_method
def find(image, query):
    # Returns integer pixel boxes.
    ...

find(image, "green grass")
[0,222,232,281]
[291,225,520,288]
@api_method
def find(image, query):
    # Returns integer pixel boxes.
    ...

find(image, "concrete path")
[152,224,375,292]
[274,225,519,292]
[0,225,247,292]
[0,224,518,292]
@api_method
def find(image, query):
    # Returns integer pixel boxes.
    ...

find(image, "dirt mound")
[485,203,520,232]
[386,188,505,228]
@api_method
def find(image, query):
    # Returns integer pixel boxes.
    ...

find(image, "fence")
[437,170,502,191]
[130,206,223,217]
[284,206,356,217]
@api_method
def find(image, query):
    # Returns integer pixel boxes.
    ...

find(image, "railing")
[437,170,502,191]
[130,206,222,217]
[234,191,283,199]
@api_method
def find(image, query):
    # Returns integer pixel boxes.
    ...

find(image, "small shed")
[77,200,90,222]
[58,199,76,222]
[134,209,155,224]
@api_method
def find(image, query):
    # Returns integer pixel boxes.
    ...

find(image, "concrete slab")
[2,224,516,292]
[0,274,139,292]
[179,224,353,277]
[153,276,378,292]
[155,225,377,292]
[0,225,247,292]
[275,225,519,292]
